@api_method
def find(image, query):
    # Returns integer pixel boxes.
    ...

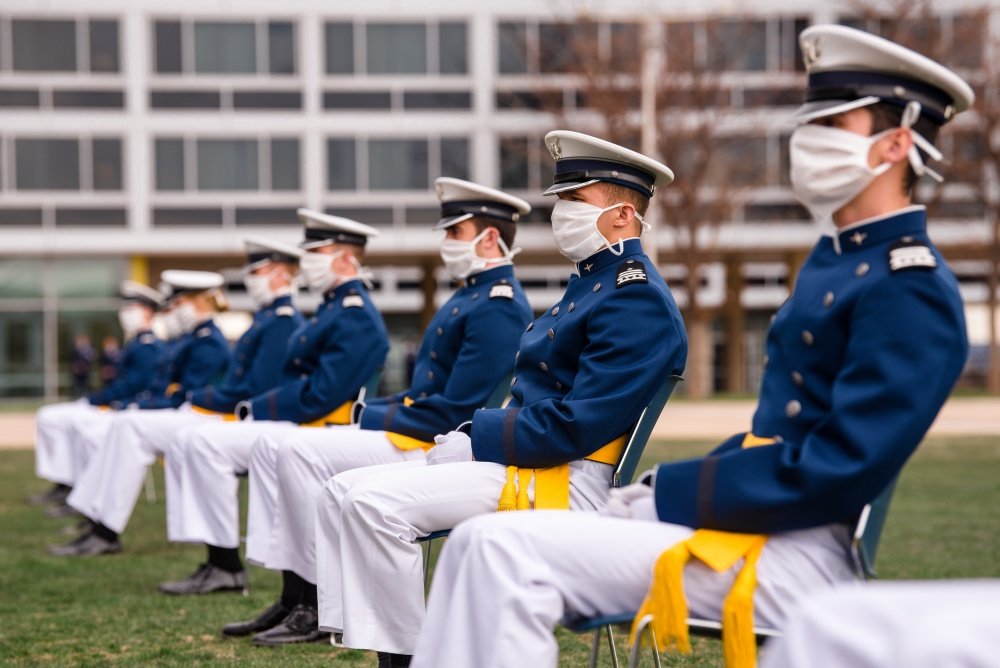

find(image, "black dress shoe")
[377,652,413,668]
[44,503,80,519]
[27,484,70,506]
[48,532,122,557]
[221,600,290,637]
[251,605,330,646]
[158,563,248,595]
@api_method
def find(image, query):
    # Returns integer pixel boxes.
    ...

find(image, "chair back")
[613,374,684,488]
[358,367,383,403]
[850,475,899,580]
[483,373,513,409]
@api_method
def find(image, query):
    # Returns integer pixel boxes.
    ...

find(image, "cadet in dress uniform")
[159,211,389,596]
[52,270,232,556]
[223,178,533,647]
[31,281,165,507]
[411,26,973,668]
[316,132,687,665]
[762,580,1000,668]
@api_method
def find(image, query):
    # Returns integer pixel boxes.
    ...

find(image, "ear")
[479,227,499,250]
[879,127,914,165]
[612,203,637,229]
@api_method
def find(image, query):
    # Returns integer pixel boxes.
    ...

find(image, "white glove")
[426,431,474,466]
[602,468,658,522]
[235,400,254,422]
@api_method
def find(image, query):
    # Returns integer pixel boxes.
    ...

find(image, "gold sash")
[629,433,774,668]
[189,405,238,422]
[495,434,628,512]
[299,401,353,428]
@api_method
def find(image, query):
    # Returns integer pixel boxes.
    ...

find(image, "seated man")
[31,281,165,508]
[318,132,688,665]
[227,178,533,646]
[51,270,233,556]
[762,580,1000,668]
[411,26,973,668]
[158,211,389,595]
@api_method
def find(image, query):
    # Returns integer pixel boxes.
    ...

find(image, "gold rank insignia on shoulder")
[616,259,648,288]
[489,284,514,300]
[342,295,364,308]
[888,239,937,273]
[275,305,295,317]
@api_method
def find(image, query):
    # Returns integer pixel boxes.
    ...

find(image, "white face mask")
[156,310,181,339]
[244,265,291,307]
[550,198,646,264]
[789,124,894,229]
[174,302,202,333]
[299,251,339,295]
[439,229,518,281]
[118,306,147,337]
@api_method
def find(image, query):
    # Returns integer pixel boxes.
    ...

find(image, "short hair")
[332,243,366,262]
[469,218,517,249]
[600,182,650,236]
[867,103,939,194]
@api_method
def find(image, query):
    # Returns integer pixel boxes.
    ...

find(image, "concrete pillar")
[724,256,746,393]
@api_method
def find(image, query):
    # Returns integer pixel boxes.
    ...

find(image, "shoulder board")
[616,259,648,288]
[342,294,365,308]
[275,305,296,317]
[196,327,212,338]
[139,333,156,345]
[888,238,937,273]
[489,283,515,300]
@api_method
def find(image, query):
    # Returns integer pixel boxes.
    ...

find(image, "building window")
[11,137,123,192]
[154,137,300,192]
[324,20,468,75]
[707,20,767,72]
[153,19,297,75]
[497,21,638,76]
[6,18,120,73]
[326,137,469,191]
[497,136,554,193]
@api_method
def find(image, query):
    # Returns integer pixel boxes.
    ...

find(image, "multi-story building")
[0,0,995,398]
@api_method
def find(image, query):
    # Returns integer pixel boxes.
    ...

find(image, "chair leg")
[588,628,601,668]
[143,467,156,503]
[629,615,659,668]
[606,624,620,668]
[422,539,432,593]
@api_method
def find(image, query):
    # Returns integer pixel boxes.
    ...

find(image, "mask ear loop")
[901,101,944,183]
[347,255,376,290]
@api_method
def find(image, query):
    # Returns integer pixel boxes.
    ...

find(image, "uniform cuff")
[653,458,706,528]
[470,407,511,465]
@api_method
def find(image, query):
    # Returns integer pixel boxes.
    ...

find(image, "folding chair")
[567,475,901,668]
[419,374,684,592]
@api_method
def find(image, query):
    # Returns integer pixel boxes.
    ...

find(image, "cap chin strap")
[901,101,945,183]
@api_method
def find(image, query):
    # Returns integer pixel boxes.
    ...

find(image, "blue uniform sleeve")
[251,313,388,423]
[362,299,526,439]
[655,272,968,532]
[191,315,299,413]
[471,286,686,468]
[88,342,161,406]
[139,334,231,409]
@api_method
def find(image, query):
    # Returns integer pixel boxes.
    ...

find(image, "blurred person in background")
[99,336,121,387]
[69,333,96,398]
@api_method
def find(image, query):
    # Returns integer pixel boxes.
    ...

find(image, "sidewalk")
[3,397,999,450]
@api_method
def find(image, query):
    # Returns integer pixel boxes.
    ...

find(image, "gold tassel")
[497,466,518,511]
[516,469,531,509]
[721,537,767,668]
[629,541,693,653]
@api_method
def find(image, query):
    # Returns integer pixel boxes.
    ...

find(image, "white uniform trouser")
[170,421,298,550]
[66,408,218,533]
[411,512,855,668]
[265,426,426,582]
[316,459,613,655]
[35,399,95,485]
[67,409,120,484]
[762,580,1000,668]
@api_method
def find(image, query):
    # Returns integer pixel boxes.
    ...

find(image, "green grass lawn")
[1,437,998,667]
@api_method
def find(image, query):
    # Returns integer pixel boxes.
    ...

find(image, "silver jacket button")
[785,400,801,418]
